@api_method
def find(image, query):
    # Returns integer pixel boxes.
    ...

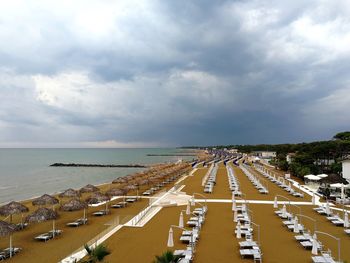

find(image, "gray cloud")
[0,0,350,147]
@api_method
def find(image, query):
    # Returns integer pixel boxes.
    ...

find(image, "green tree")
[333,131,350,141]
[153,250,181,263]
[83,244,111,263]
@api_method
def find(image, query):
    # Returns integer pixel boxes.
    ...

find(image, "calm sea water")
[0,148,195,204]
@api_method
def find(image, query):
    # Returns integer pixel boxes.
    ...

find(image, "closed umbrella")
[341,184,345,200]
[232,199,236,212]
[0,221,17,258]
[186,202,191,215]
[273,196,278,209]
[293,216,299,233]
[312,194,316,205]
[233,210,238,223]
[179,212,184,228]
[282,204,287,218]
[167,227,174,247]
[325,202,331,216]
[311,233,318,255]
[236,221,241,238]
[344,212,349,228]
[0,201,29,223]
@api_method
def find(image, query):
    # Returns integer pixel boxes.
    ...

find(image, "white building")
[342,159,350,182]
[253,151,276,159]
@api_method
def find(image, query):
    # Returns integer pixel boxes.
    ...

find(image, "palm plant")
[153,250,181,263]
[83,244,111,263]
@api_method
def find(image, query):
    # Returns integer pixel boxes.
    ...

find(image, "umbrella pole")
[83,208,86,221]
[9,235,13,258]
[53,220,56,237]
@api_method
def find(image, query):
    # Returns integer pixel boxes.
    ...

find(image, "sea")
[0,148,196,204]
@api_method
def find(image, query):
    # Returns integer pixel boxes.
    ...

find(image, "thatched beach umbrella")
[25,207,58,223]
[112,177,128,184]
[80,184,99,193]
[26,207,59,237]
[0,201,29,223]
[86,192,110,211]
[0,220,17,258]
[32,194,59,206]
[105,188,126,197]
[61,199,88,220]
[59,188,81,198]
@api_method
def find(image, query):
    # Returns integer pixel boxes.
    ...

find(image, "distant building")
[342,159,350,182]
[253,151,276,159]
[286,153,296,164]
[228,148,238,154]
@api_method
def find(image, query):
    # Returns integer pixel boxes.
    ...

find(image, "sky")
[0,0,350,147]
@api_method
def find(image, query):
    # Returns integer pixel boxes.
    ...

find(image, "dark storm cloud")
[0,0,350,147]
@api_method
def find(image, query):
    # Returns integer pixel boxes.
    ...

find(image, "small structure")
[342,159,350,182]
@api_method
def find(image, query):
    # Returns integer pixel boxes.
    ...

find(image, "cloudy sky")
[0,0,350,147]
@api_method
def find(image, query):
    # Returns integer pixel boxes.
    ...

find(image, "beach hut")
[0,201,29,224]
[0,220,17,258]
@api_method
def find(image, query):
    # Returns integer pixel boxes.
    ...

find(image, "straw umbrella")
[0,220,17,258]
[105,188,126,197]
[80,184,99,193]
[25,207,58,237]
[273,196,278,208]
[86,192,110,211]
[60,199,88,220]
[59,188,81,199]
[32,194,59,207]
[0,201,29,223]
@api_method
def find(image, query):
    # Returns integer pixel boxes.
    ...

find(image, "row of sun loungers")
[240,165,268,194]
[142,176,178,196]
[235,206,262,262]
[275,206,338,262]
[254,165,304,197]
[175,207,208,262]
[227,165,242,196]
[313,205,350,233]
[0,248,22,261]
[203,165,218,194]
